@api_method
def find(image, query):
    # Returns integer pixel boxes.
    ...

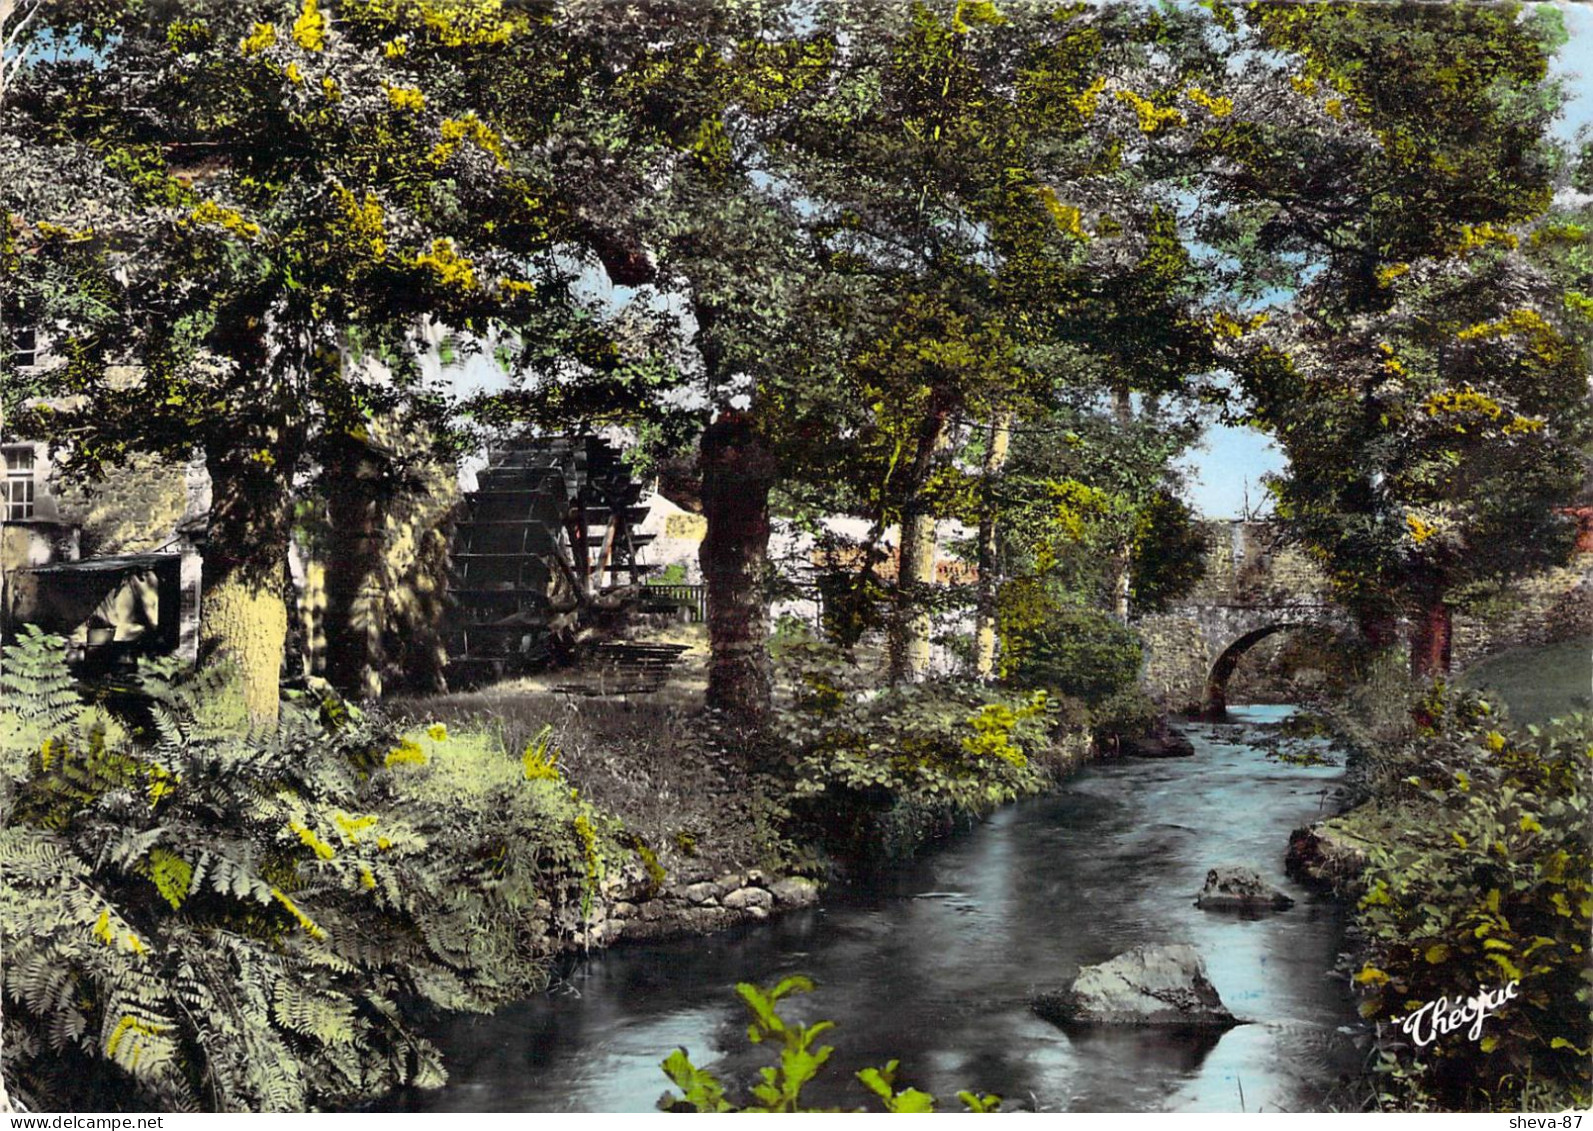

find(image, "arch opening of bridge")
[1203,623,1312,720]
[1136,520,1352,717]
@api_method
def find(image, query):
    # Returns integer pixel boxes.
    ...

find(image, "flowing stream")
[399,705,1365,1113]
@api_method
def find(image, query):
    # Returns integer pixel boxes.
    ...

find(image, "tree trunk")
[700,412,776,726]
[1108,386,1134,622]
[887,400,952,684]
[973,411,1013,680]
[1409,598,1452,680]
[322,443,387,700]
[201,448,295,729]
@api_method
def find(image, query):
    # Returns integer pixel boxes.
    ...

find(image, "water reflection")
[393,705,1364,1113]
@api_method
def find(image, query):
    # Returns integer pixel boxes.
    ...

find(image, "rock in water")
[1117,730,1195,758]
[1031,944,1239,1029]
[1195,865,1295,912]
[1285,822,1368,892]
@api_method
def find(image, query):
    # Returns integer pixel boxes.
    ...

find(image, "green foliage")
[998,596,1143,705]
[1340,688,1591,1111]
[658,976,998,1113]
[764,655,1058,861]
[0,631,610,1111]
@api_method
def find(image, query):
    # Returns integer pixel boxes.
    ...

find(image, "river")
[397,705,1365,1113]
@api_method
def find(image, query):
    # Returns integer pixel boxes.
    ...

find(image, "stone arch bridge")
[1137,521,1352,717]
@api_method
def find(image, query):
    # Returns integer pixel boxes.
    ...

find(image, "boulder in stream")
[1031,944,1239,1029]
[1194,865,1294,912]
[1117,730,1195,758]
[1285,822,1369,892]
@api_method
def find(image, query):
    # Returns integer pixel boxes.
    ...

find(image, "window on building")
[3,446,36,521]
[10,327,37,369]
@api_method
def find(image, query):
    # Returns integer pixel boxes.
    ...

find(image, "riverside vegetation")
[1296,675,1592,1112]
[0,625,1085,1111]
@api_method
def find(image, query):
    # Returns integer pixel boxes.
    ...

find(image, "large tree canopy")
[1216,1,1592,672]
[3,0,687,719]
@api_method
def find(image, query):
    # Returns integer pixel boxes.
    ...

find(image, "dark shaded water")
[398,706,1365,1113]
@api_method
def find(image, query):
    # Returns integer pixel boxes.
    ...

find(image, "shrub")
[1343,686,1591,1111]
[658,976,1000,1113]
[0,627,610,1112]
[997,593,1143,705]
[766,675,1056,862]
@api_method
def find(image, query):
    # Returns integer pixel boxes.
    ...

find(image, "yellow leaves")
[147,766,177,805]
[412,238,478,291]
[359,865,377,890]
[1290,74,1317,96]
[1209,311,1267,339]
[1354,964,1391,986]
[240,22,277,56]
[386,84,427,112]
[523,724,561,782]
[1479,1034,1500,1053]
[321,75,340,101]
[284,61,305,86]
[334,186,388,258]
[1036,187,1088,241]
[1323,98,1343,119]
[106,1015,170,1061]
[376,0,528,48]
[1456,308,1552,342]
[1487,952,1523,981]
[1501,415,1545,436]
[385,738,428,767]
[432,114,509,167]
[1375,263,1410,288]
[1044,478,1110,542]
[426,723,447,741]
[1422,386,1503,419]
[1485,730,1506,753]
[147,848,193,910]
[289,818,336,861]
[1519,813,1543,835]
[334,811,379,840]
[1070,75,1106,120]
[1454,221,1520,254]
[1406,514,1439,545]
[1184,86,1233,117]
[950,0,1007,34]
[498,278,537,297]
[1115,89,1184,133]
[34,220,94,242]
[270,887,327,939]
[293,0,327,50]
[183,200,261,240]
[1423,943,1449,964]
[384,37,409,57]
[92,909,144,954]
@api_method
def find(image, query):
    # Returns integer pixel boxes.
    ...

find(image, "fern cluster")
[0,627,612,1111]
